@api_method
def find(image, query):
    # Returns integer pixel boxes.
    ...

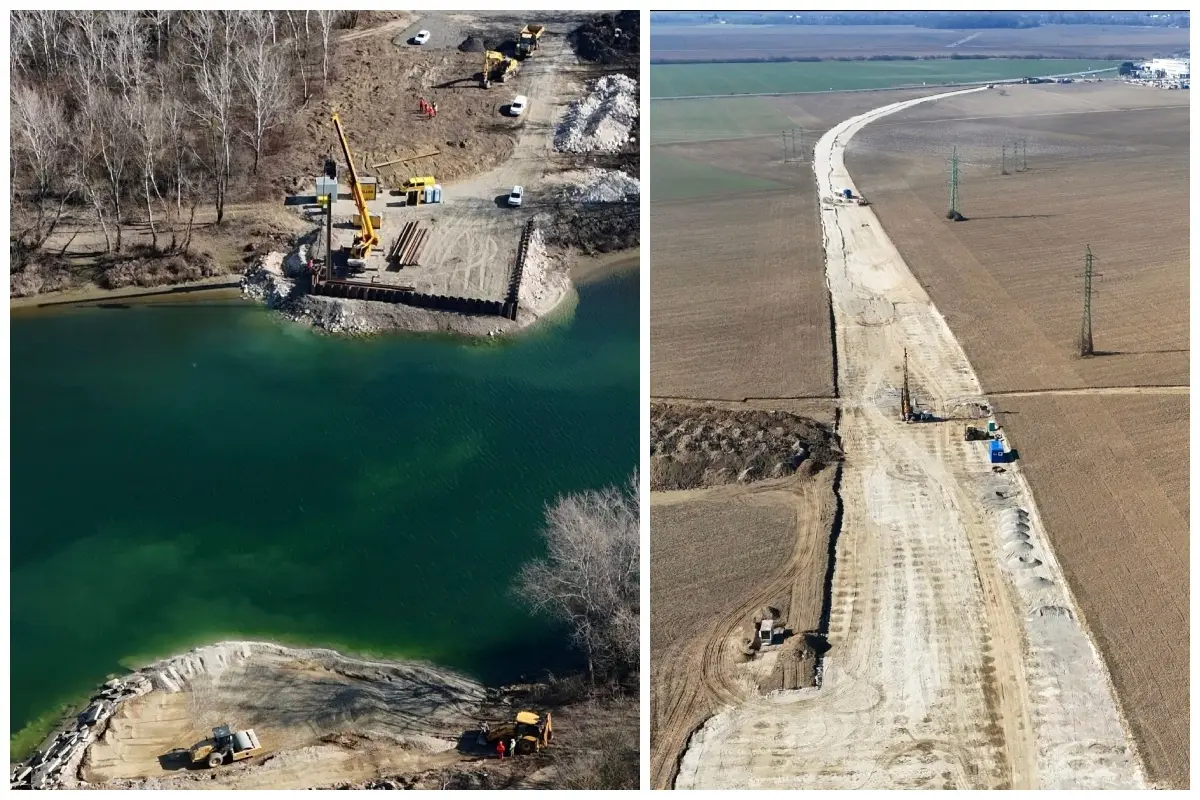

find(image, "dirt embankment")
[651,403,842,491]
[13,641,635,791]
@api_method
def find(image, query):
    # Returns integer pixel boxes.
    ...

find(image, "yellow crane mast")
[330,112,378,262]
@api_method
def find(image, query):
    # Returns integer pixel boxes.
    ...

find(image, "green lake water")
[10,270,639,752]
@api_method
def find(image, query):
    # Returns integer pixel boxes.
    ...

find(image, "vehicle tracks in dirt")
[673,88,1146,790]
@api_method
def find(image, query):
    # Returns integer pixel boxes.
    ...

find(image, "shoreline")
[11,640,488,789]
[11,246,638,338]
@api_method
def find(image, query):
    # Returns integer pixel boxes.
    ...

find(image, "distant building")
[1138,58,1190,79]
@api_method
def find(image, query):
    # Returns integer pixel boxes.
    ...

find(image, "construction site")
[651,36,1187,792]
[11,642,636,790]
[242,11,640,336]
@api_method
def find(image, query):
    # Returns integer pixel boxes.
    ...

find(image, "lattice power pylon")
[1078,245,1101,357]
[781,128,804,163]
[947,146,961,219]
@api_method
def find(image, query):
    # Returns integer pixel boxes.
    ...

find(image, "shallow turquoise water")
[10,271,638,743]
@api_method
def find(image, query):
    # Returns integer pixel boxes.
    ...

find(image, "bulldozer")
[481,50,519,88]
[189,725,263,768]
[477,710,553,755]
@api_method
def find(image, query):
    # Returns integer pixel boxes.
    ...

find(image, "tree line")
[10,10,356,262]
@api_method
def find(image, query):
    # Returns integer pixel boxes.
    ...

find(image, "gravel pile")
[559,168,640,204]
[554,74,638,154]
[650,404,843,491]
[240,251,295,309]
[517,224,570,313]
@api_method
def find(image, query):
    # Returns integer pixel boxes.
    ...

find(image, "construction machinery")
[477,710,553,755]
[330,112,379,264]
[899,349,934,423]
[964,425,992,441]
[189,725,262,768]
[482,50,519,88]
[516,24,544,58]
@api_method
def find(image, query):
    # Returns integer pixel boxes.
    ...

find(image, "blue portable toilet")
[990,440,1005,464]
[843,188,853,199]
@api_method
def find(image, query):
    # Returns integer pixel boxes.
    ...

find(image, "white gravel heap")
[559,168,640,203]
[518,225,569,312]
[241,251,295,309]
[554,74,638,153]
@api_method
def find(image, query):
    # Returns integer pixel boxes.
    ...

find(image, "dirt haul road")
[674,89,1146,790]
[396,30,587,306]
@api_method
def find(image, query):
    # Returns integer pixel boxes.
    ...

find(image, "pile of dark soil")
[545,202,638,255]
[569,11,639,66]
[97,249,222,290]
[458,35,486,53]
[650,403,842,491]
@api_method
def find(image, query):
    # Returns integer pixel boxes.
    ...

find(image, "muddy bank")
[12,641,485,790]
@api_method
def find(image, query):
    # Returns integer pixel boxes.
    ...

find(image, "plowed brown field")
[649,472,836,788]
[845,81,1189,788]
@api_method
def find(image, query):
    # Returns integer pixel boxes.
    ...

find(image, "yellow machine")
[189,725,262,768]
[330,112,379,262]
[482,50,519,88]
[516,24,544,58]
[402,176,436,191]
[479,710,553,755]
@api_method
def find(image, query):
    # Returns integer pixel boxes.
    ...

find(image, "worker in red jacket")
[495,739,506,760]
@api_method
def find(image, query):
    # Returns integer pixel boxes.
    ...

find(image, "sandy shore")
[10,275,244,312]
[14,641,487,790]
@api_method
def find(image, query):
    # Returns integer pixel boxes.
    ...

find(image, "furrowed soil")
[650,23,1189,61]
[846,82,1188,788]
[649,470,836,789]
[649,88,942,402]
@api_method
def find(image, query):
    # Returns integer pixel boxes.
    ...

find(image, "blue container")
[990,440,1005,464]
[843,188,853,199]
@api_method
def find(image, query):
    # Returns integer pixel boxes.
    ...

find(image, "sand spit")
[12,641,485,790]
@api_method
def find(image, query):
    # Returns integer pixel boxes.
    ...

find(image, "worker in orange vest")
[495,739,506,760]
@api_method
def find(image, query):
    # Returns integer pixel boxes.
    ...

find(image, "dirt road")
[394,27,591,305]
[674,89,1146,789]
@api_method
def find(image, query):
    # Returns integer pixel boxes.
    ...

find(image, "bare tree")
[86,91,134,252]
[282,11,312,103]
[183,10,240,224]
[316,10,337,88]
[516,471,640,685]
[105,10,145,99]
[11,82,72,250]
[130,87,164,250]
[239,11,292,175]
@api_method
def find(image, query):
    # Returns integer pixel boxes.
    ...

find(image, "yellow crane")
[331,112,378,262]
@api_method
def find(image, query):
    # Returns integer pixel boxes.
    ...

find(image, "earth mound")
[650,404,842,491]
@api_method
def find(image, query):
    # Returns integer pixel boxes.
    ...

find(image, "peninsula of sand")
[11,642,486,790]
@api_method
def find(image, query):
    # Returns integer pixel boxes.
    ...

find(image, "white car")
[509,95,528,116]
[413,30,431,45]
[507,186,523,207]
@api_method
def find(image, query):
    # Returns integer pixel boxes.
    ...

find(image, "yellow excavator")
[478,710,553,755]
[331,112,379,264]
[481,50,519,88]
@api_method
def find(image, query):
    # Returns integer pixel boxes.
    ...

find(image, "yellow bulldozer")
[477,710,553,755]
[189,725,263,768]
[481,50,519,88]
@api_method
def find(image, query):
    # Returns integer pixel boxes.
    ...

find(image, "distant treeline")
[650,11,1189,29]
[651,53,1131,66]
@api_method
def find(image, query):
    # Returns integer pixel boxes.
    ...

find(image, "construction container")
[368,212,383,228]
[990,440,1005,464]
[987,420,998,433]
[360,177,378,201]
